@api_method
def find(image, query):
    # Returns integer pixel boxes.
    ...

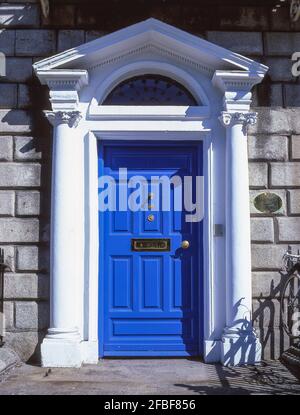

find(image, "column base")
[221,329,261,366]
[80,341,99,364]
[41,328,83,367]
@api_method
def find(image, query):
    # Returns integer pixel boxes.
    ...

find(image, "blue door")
[98,141,203,356]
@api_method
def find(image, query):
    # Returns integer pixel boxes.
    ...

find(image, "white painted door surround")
[33,18,268,367]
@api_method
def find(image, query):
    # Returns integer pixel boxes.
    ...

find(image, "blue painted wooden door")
[98,142,202,356]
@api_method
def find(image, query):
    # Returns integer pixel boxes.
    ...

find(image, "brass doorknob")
[181,240,190,249]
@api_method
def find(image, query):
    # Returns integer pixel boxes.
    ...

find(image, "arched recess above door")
[102,74,198,106]
[88,61,210,120]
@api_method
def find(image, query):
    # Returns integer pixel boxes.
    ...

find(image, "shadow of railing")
[174,361,300,395]
[253,270,292,360]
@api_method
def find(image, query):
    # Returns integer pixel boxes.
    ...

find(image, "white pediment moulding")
[33,18,268,76]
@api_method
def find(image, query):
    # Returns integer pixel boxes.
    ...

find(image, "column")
[41,110,83,368]
[220,111,261,365]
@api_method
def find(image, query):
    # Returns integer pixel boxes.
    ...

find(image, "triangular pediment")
[33,18,267,76]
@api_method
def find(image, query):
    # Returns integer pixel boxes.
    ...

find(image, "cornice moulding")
[212,70,265,93]
[35,69,89,91]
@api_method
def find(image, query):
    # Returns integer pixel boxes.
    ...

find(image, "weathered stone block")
[0,245,15,272]
[289,108,300,134]
[16,245,38,271]
[0,83,17,108]
[16,191,40,216]
[0,136,13,161]
[14,136,41,160]
[3,301,14,330]
[218,6,269,31]
[4,57,32,82]
[206,31,263,55]
[85,30,107,43]
[277,217,300,242]
[4,273,49,300]
[269,84,283,107]
[52,4,75,27]
[0,163,40,187]
[18,84,30,109]
[291,135,300,159]
[250,189,287,216]
[16,30,55,56]
[271,162,300,187]
[284,84,300,107]
[270,6,292,31]
[57,30,85,52]
[0,191,14,216]
[16,245,49,272]
[249,108,290,135]
[251,244,297,270]
[264,32,300,56]
[0,110,32,133]
[253,84,283,107]
[0,3,40,27]
[15,301,49,330]
[288,189,300,214]
[248,135,288,161]
[251,218,274,243]
[0,218,39,243]
[263,58,295,82]
[4,331,41,362]
[249,162,268,188]
[0,29,15,55]
[252,271,283,298]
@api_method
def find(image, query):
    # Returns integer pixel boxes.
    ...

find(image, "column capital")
[44,110,82,128]
[219,111,257,131]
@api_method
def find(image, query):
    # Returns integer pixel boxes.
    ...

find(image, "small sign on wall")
[253,192,283,214]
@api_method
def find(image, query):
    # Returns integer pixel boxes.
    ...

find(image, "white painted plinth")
[41,338,82,368]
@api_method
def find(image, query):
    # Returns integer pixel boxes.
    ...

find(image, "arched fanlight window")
[102,74,198,105]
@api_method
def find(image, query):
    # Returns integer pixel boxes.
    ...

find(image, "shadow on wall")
[26,77,51,364]
[252,270,292,360]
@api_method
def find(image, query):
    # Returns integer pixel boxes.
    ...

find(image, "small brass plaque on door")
[131,238,170,252]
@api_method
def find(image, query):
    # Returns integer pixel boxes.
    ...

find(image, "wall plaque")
[254,192,282,214]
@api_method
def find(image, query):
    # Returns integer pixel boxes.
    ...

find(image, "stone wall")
[248,110,300,359]
[0,0,299,361]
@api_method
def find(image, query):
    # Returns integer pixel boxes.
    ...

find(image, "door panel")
[99,141,202,356]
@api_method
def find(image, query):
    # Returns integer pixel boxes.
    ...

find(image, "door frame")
[98,139,204,357]
[84,129,214,360]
